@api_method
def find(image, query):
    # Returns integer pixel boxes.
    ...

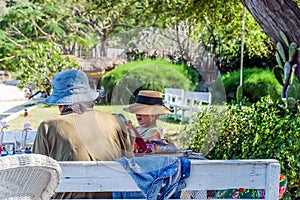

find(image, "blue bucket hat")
[45,69,99,105]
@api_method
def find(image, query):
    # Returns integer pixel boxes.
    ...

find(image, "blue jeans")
[112,156,191,200]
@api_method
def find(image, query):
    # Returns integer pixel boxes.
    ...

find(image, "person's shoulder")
[93,109,116,118]
[148,126,161,134]
[148,128,161,136]
[37,115,68,130]
[41,114,66,123]
[145,127,161,140]
[93,110,124,124]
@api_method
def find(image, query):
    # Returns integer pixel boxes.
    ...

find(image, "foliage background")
[222,68,282,102]
[179,97,300,199]
[102,59,200,103]
[16,43,77,95]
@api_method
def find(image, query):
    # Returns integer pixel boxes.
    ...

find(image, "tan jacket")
[33,108,134,199]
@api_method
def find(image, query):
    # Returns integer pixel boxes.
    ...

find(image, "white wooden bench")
[164,88,212,121]
[164,88,185,120]
[179,91,212,121]
[164,88,185,108]
[56,159,280,200]
[1,130,36,155]
[1,131,281,199]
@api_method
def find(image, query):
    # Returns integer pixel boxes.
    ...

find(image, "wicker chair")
[0,154,62,200]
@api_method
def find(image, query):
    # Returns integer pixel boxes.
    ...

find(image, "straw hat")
[123,90,172,115]
[45,69,99,105]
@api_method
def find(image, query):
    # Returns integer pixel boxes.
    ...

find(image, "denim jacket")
[112,156,191,200]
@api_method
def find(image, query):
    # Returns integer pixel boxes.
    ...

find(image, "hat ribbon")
[136,95,163,105]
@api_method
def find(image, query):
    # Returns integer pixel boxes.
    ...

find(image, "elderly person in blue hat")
[32,69,133,199]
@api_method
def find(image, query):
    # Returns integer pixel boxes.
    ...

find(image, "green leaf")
[289,42,297,62]
[277,42,286,62]
[236,85,243,104]
[275,52,283,68]
[279,31,289,47]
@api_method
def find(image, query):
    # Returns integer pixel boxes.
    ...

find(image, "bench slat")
[56,159,280,200]
[163,88,212,121]
[185,159,279,190]
[56,161,139,192]
[265,162,281,200]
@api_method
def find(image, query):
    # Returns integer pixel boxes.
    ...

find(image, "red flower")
[238,188,245,192]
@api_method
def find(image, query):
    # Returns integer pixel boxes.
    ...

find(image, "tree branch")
[0,55,15,62]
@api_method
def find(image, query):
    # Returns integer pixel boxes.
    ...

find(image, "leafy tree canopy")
[1,0,297,91]
[16,42,77,95]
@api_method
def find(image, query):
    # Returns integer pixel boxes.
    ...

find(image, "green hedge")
[102,58,199,104]
[179,97,300,199]
[222,68,282,103]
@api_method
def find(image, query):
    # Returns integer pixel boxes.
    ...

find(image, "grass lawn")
[7,103,187,141]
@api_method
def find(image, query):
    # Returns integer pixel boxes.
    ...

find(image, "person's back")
[32,69,133,199]
[34,109,133,161]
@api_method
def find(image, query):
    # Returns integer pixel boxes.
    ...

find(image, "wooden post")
[265,162,280,200]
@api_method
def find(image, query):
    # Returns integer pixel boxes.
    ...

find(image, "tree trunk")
[240,0,300,77]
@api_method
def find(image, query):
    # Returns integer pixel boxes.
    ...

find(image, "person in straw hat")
[33,69,133,199]
[123,90,177,154]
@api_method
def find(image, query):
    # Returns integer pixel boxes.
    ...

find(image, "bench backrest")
[184,91,212,112]
[56,159,280,200]
[164,88,185,107]
[184,91,211,104]
[1,130,37,155]
[2,130,37,146]
[1,133,280,199]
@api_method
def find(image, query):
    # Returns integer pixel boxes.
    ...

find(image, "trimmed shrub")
[222,68,282,103]
[102,58,199,104]
[179,97,300,199]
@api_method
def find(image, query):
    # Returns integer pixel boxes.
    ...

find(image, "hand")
[127,120,142,138]
[127,120,134,130]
